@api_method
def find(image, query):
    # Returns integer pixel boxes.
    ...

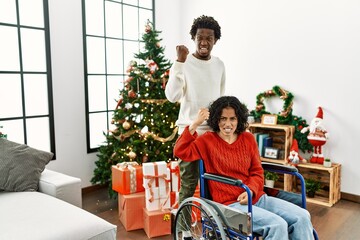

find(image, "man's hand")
[176,45,189,62]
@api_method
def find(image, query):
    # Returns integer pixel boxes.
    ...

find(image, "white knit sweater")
[165,54,226,134]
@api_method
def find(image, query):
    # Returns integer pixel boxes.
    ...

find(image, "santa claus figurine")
[301,107,329,164]
[288,139,307,166]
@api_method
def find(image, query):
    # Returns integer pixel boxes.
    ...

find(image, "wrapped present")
[143,208,171,238]
[145,186,171,211]
[170,191,179,209]
[112,162,144,195]
[143,161,169,189]
[169,161,180,192]
[118,192,145,231]
[143,162,171,211]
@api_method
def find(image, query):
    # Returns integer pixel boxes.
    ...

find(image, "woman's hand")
[237,190,253,205]
[189,108,209,134]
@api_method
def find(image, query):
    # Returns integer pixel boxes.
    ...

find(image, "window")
[0,0,55,154]
[82,0,155,152]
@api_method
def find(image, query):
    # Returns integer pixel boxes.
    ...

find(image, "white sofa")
[0,169,117,240]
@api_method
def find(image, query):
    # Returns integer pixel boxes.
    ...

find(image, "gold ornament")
[128,151,137,160]
[122,121,131,130]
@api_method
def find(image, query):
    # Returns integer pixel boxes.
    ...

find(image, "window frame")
[0,0,55,157]
[82,0,155,152]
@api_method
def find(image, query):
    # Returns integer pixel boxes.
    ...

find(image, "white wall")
[46,0,360,196]
[156,0,360,196]
[46,0,98,186]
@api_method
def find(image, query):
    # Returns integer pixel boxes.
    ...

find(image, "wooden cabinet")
[248,123,294,164]
[249,123,341,207]
[294,163,341,207]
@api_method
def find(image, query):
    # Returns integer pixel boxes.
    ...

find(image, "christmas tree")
[92,21,180,198]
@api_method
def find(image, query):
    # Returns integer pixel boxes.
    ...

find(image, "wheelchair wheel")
[173,197,227,240]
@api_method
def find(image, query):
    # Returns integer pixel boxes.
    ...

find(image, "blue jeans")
[229,194,314,240]
[276,190,303,207]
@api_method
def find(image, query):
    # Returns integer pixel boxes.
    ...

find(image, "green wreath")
[251,85,294,124]
[250,85,313,152]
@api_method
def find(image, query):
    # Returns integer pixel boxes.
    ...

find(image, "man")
[165,15,226,240]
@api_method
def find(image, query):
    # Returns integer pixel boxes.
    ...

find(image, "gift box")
[169,161,180,192]
[170,191,179,209]
[143,162,171,211]
[145,186,171,211]
[112,162,144,195]
[118,192,145,231]
[143,208,171,238]
[143,161,170,189]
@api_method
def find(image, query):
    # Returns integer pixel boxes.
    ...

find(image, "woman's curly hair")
[189,15,221,40]
[207,96,249,134]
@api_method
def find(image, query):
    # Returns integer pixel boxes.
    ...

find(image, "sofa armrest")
[38,169,82,208]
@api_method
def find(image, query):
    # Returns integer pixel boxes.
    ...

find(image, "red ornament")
[145,24,152,33]
[128,90,136,98]
[142,155,149,163]
[115,98,123,109]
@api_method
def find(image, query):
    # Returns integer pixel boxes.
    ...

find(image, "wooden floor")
[82,186,360,240]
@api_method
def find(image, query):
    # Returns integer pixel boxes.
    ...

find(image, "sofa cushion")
[0,138,53,192]
[0,191,117,240]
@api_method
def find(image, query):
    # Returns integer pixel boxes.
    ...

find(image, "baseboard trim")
[82,184,107,195]
[341,192,360,203]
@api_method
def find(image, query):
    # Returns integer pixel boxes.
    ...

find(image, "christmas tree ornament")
[122,121,131,130]
[128,151,137,160]
[301,107,329,164]
[115,97,123,110]
[142,154,149,163]
[128,89,136,98]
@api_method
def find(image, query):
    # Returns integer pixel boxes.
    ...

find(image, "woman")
[174,96,314,240]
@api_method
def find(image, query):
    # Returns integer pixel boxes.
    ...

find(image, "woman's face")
[218,107,238,137]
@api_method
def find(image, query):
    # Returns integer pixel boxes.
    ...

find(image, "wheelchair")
[173,160,319,240]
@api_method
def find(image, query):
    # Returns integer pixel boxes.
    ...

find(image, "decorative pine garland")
[251,85,294,124]
[250,85,313,152]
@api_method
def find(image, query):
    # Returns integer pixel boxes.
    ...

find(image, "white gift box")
[169,161,180,192]
[143,162,169,189]
[143,162,171,211]
[145,186,171,211]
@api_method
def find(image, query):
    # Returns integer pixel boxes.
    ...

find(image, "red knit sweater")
[174,126,265,205]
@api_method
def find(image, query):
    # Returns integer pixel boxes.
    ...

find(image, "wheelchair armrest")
[262,162,298,173]
[203,173,243,187]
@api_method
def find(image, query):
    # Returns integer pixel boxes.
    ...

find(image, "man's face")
[193,28,217,60]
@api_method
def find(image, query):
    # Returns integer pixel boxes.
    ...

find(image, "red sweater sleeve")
[174,126,201,161]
